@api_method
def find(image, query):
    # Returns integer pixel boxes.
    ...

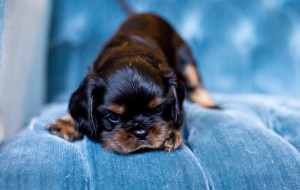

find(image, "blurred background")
[0,0,300,142]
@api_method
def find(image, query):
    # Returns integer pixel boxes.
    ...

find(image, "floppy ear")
[68,72,104,140]
[159,65,185,127]
[175,80,185,109]
[170,82,185,127]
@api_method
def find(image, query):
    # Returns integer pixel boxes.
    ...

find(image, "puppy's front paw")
[163,130,182,151]
[46,114,83,142]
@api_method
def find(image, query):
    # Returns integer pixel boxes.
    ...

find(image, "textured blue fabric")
[0,103,208,189]
[1,95,300,189]
[185,95,300,189]
[2,0,300,189]
[48,0,300,101]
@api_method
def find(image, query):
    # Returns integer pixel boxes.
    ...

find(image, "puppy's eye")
[153,105,163,115]
[106,113,120,124]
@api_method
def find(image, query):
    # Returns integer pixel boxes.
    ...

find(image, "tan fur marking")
[101,122,174,154]
[46,114,83,142]
[189,88,216,108]
[183,64,217,107]
[148,97,164,109]
[108,104,125,115]
[183,64,201,87]
[148,123,170,147]
[164,130,182,151]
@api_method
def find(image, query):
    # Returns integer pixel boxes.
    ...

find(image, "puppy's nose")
[133,129,148,140]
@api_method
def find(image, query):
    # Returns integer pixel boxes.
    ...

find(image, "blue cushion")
[1,94,300,189]
[48,0,300,101]
[2,1,300,189]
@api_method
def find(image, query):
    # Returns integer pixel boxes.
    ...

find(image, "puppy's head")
[69,56,184,154]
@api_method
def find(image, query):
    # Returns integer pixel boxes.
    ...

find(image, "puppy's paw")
[188,88,221,109]
[163,130,182,151]
[46,114,83,142]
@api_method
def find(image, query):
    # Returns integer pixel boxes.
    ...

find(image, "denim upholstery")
[1,95,300,189]
[48,0,300,101]
[1,0,300,189]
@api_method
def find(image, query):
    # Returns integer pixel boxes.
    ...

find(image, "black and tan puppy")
[47,13,217,154]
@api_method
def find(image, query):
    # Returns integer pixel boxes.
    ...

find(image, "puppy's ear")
[170,82,185,127]
[68,72,105,140]
[159,65,185,127]
[175,80,185,108]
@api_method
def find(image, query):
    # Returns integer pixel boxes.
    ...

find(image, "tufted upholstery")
[1,94,300,189]
[1,1,300,189]
[48,0,300,101]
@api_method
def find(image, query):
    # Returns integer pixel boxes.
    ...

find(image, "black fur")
[67,13,198,153]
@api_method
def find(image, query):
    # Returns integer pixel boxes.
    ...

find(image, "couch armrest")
[0,0,51,142]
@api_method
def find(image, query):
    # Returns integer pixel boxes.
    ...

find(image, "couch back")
[48,0,300,102]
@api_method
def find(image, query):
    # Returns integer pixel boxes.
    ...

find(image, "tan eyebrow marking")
[108,104,125,115]
[148,97,164,109]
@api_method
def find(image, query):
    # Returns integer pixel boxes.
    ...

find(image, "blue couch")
[1,1,300,189]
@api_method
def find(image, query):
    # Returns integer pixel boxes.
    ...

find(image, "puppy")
[47,13,217,154]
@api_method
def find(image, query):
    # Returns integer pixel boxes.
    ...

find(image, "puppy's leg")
[183,63,219,108]
[46,114,83,141]
[175,43,219,108]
